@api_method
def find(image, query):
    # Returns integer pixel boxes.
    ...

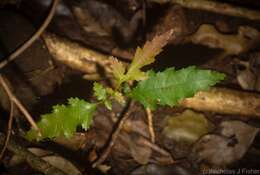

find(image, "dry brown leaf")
[190,120,259,167]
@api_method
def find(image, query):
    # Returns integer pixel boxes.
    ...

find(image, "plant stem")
[146,108,155,143]
[92,100,134,167]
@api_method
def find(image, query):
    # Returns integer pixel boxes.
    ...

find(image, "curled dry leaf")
[190,120,259,167]
[186,24,260,55]
[234,52,260,92]
[236,63,257,91]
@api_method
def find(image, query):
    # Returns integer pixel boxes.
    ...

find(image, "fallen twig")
[149,0,260,21]
[0,133,68,175]
[92,100,134,168]
[0,75,40,134]
[180,87,260,117]
[0,100,14,160]
[42,33,121,77]
[0,0,59,69]
[146,108,155,143]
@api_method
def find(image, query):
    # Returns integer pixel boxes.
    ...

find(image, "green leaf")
[93,82,107,101]
[26,98,96,141]
[130,66,225,110]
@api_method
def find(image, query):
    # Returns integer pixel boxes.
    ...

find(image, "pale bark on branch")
[149,0,260,21]
[180,87,260,118]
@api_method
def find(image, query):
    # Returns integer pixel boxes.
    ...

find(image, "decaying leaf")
[9,148,82,175]
[130,163,193,175]
[129,138,152,165]
[186,24,260,55]
[190,120,259,167]
[163,110,214,144]
[8,148,51,167]
[234,53,260,92]
[43,156,82,175]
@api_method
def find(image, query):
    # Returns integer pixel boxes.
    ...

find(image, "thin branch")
[0,133,68,175]
[0,100,14,160]
[0,75,40,134]
[0,0,59,69]
[92,100,134,168]
[146,108,155,143]
[149,0,260,21]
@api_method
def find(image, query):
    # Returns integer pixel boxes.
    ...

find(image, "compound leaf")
[130,66,225,110]
[26,98,96,141]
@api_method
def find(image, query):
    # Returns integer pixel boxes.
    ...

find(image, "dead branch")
[0,100,14,160]
[150,0,260,21]
[0,133,68,175]
[180,87,260,118]
[0,0,59,69]
[92,101,134,168]
[146,108,155,143]
[42,33,122,78]
[0,75,40,133]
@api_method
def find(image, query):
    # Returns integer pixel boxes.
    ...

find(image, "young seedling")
[26,30,225,141]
